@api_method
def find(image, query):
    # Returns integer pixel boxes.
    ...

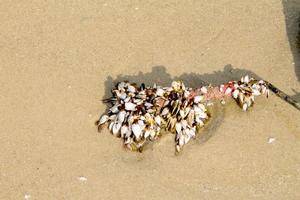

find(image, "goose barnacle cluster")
[219,75,269,111]
[97,80,209,152]
[97,75,270,153]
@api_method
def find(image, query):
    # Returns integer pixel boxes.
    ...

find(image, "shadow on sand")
[102,65,263,145]
[282,0,300,101]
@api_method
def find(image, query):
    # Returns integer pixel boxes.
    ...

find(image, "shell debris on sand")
[78,176,88,182]
[97,75,270,153]
[268,137,276,144]
[24,194,30,200]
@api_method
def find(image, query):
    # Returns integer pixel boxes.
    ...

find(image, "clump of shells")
[97,75,269,153]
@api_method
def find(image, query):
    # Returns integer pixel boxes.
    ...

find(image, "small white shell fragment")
[220,99,226,105]
[99,115,109,125]
[78,176,88,182]
[125,102,136,111]
[268,137,276,144]
[24,194,30,200]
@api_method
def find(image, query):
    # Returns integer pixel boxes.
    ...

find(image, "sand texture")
[1,0,300,199]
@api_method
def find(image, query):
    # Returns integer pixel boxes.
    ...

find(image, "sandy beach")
[1,0,300,199]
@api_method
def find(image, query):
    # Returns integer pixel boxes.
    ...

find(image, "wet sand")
[1,0,300,199]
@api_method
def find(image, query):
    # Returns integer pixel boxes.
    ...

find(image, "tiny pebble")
[220,99,226,105]
[78,176,87,182]
[24,194,30,200]
[88,113,92,118]
[135,7,139,10]
[68,85,72,89]
[268,137,276,144]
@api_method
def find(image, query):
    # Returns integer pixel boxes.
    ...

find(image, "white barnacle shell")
[225,87,232,95]
[161,107,170,116]
[194,105,205,115]
[200,86,208,94]
[251,89,260,96]
[181,120,188,129]
[127,85,136,93]
[112,122,122,136]
[109,122,114,132]
[232,89,239,99]
[99,115,109,125]
[156,88,165,97]
[198,103,207,112]
[119,92,127,100]
[194,95,203,104]
[175,122,182,134]
[155,116,161,126]
[242,103,248,111]
[187,109,195,126]
[118,82,126,91]
[179,110,185,119]
[149,129,156,139]
[172,81,181,91]
[189,127,196,138]
[110,105,119,113]
[144,102,153,108]
[138,120,145,130]
[132,123,142,139]
[124,96,131,103]
[125,102,136,111]
[120,125,129,138]
[184,90,190,98]
[219,84,224,92]
[144,129,150,139]
[244,75,249,83]
[109,114,117,121]
[179,134,185,146]
[195,117,204,127]
[117,110,126,124]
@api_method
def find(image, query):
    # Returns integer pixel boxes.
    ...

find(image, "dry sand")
[1,0,300,199]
